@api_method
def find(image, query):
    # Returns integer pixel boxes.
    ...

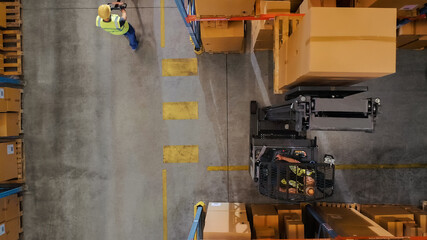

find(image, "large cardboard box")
[362,206,415,222]
[251,204,279,238]
[201,21,244,53]
[0,195,19,223]
[0,217,20,240]
[280,7,396,89]
[0,113,20,137]
[208,202,246,212]
[0,142,17,182]
[203,209,251,240]
[196,0,256,17]
[0,88,20,113]
[355,0,426,17]
[298,0,336,13]
[317,206,393,237]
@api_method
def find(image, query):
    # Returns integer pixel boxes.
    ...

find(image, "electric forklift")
[249,86,380,202]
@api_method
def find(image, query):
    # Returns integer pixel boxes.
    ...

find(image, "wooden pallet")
[0,51,21,75]
[0,2,21,28]
[0,30,21,51]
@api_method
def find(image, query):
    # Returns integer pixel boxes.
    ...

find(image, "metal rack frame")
[175,0,202,51]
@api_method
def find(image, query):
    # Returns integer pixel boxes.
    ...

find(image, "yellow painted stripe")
[162,58,198,77]
[160,0,165,48]
[162,169,167,240]
[206,164,427,171]
[163,145,199,163]
[207,165,249,171]
[335,163,427,170]
[163,101,198,120]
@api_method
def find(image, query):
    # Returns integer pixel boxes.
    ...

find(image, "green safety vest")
[96,14,129,35]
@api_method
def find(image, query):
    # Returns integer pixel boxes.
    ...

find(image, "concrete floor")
[21,0,427,239]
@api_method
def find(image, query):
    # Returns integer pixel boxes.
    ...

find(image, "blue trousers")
[124,24,138,50]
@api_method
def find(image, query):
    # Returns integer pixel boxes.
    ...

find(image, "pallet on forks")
[0,1,21,28]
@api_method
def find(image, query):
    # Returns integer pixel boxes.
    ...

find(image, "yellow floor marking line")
[207,165,249,171]
[206,164,427,171]
[162,169,167,240]
[160,0,165,48]
[162,58,198,77]
[163,101,198,120]
[335,163,427,170]
[163,145,199,163]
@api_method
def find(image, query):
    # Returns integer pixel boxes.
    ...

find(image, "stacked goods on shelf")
[397,19,427,49]
[277,7,396,90]
[275,204,304,239]
[0,139,23,183]
[251,204,280,239]
[361,205,427,236]
[316,205,394,237]
[201,21,245,54]
[252,0,291,51]
[203,202,251,239]
[0,87,21,137]
[197,0,254,53]
[0,193,22,240]
[0,0,22,76]
[354,0,426,18]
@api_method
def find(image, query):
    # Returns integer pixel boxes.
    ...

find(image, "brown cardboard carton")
[356,0,426,18]
[196,0,256,17]
[254,226,275,239]
[0,113,20,137]
[317,207,393,237]
[251,204,279,238]
[280,7,396,89]
[208,202,246,212]
[378,217,397,235]
[284,219,304,238]
[3,195,19,222]
[404,223,418,236]
[0,142,17,182]
[201,21,244,53]
[298,0,336,13]
[0,88,20,113]
[203,210,251,240]
[0,217,20,240]
[415,20,427,35]
[362,206,415,222]
[400,37,427,50]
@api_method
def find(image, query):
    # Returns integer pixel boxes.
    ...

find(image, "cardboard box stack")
[197,0,255,53]
[397,19,427,49]
[0,87,21,137]
[251,204,279,239]
[252,0,291,51]
[0,194,21,240]
[278,7,396,89]
[355,0,426,18]
[203,202,251,240]
[297,0,336,13]
[276,204,304,239]
[201,21,245,54]
[316,206,394,237]
[362,205,427,236]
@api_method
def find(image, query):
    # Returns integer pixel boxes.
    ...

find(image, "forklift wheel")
[250,101,258,114]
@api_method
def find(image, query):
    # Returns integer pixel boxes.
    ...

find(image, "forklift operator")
[275,154,316,196]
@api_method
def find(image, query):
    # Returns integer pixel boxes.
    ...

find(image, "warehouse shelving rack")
[187,202,426,240]
[175,0,202,52]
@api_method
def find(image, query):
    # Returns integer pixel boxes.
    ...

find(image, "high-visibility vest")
[96,14,129,35]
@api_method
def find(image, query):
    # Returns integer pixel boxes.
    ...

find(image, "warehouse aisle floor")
[22,0,427,239]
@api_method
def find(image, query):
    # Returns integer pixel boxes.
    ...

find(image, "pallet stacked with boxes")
[0,193,23,240]
[197,0,255,53]
[0,0,23,239]
[354,0,427,49]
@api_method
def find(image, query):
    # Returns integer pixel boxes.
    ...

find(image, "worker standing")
[96,2,139,51]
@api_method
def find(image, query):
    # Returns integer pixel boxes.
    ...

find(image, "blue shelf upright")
[175,0,202,51]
